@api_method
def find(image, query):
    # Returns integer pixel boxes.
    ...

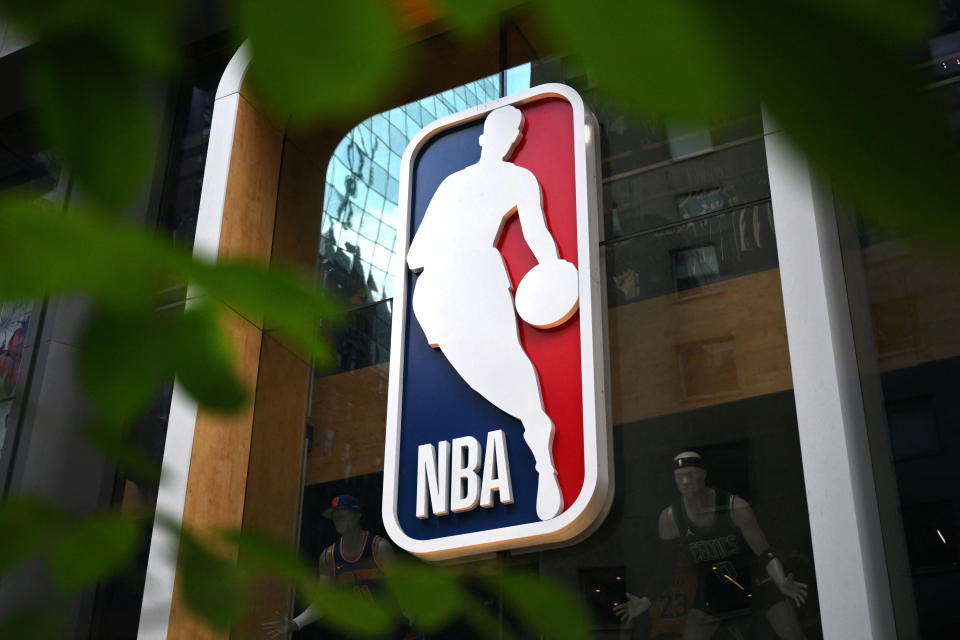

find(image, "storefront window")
[528,59,820,640]
[837,11,960,635]
[282,54,824,639]
[842,218,960,638]
[0,112,60,456]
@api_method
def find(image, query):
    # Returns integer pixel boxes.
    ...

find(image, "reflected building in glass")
[316,76,500,377]
[5,8,960,638]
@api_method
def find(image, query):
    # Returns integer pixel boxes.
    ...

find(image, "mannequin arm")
[614,507,680,624]
[729,496,770,554]
[730,496,808,605]
[263,545,333,635]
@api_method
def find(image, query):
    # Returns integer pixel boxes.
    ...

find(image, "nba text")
[416,429,514,518]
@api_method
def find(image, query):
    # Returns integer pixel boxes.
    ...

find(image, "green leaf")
[179,533,253,631]
[77,304,247,425]
[435,0,513,38]
[47,512,141,593]
[700,0,960,240]
[460,594,516,640]
[0,498,64,576]
[77,309,175,425]
[236,0,406,123]
[497,572,591,640]
[222,529,312,582]
[191,261,340,360]
[382,561,464,631]
[0,195,335,422]
[0,196,336,359]
[27,37,159,209]
[0,195,181,308]
[82,423,162,482]
[803,0,935,43]
[1,0,182,73]
[0,606,67,640]
[172,304,248,414]
[300,580,393,637]
[541,0,747,120]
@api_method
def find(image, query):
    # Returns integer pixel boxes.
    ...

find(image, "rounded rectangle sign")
[383,83,612,560]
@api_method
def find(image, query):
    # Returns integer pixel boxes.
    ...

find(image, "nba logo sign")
[383,84,612,560]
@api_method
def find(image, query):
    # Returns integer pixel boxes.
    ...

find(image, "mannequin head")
[673,451,707,497]
[478,106,524,161]
[323,494,364,535]
[331,507,363,535]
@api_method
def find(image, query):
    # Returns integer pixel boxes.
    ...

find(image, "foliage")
[0,0,956,637]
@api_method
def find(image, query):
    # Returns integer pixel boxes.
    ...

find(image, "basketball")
[514,259,580,328]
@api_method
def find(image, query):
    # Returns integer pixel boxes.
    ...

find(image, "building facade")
[0,6,959,640]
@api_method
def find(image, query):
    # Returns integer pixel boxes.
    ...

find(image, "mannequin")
[263,495,393,637]
[614,452,808,640]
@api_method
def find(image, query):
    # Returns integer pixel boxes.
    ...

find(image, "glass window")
[280,53,823,640]
[843,215,960,637]
[838,8,960,632]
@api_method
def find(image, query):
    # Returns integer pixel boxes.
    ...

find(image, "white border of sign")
[382,83,611,561]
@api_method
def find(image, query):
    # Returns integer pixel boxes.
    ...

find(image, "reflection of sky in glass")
[506,63,532,95]
[320,75,502,306]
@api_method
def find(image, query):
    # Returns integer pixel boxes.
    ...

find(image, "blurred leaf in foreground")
[382,561,465,632]
[0,195,179,307]
[803,0,935,43]
[0,498,64,575]
[497,571,591,640]
[224,529,312,582]
[237,0,406,124]
[26,38,159,209]
[541,0,746,120]
[4,0,182,208]
[0,606,66,640]
[190,261,340,360]
[435,0,516,39]
[299,579,393,637]
[0,0,182,74]
[179,532,253,631]
[539,0,960,243]
[0,194,337,422]
[46,512,141,593]
[77,304,247,426]
[703,0,960,239]
[82,422,162,482]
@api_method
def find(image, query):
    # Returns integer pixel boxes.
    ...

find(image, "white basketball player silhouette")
[406,106,579,521]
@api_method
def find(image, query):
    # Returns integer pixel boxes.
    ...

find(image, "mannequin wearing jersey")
[614,452,808,640]
[263,495,394,637]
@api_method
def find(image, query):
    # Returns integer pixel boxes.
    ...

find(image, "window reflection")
[320,75,501,310]
[533,59,820,639]
[606,202,778,307]
[848,221,960,636]
[296,57,822,639]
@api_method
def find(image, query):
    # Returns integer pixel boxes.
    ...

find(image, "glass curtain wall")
[839,20,960,634]
[286,44,825,640]
[86,39,234,640]
[527,58,821,640]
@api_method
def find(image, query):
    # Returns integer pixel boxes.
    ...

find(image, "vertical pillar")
[765,116,897,639]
